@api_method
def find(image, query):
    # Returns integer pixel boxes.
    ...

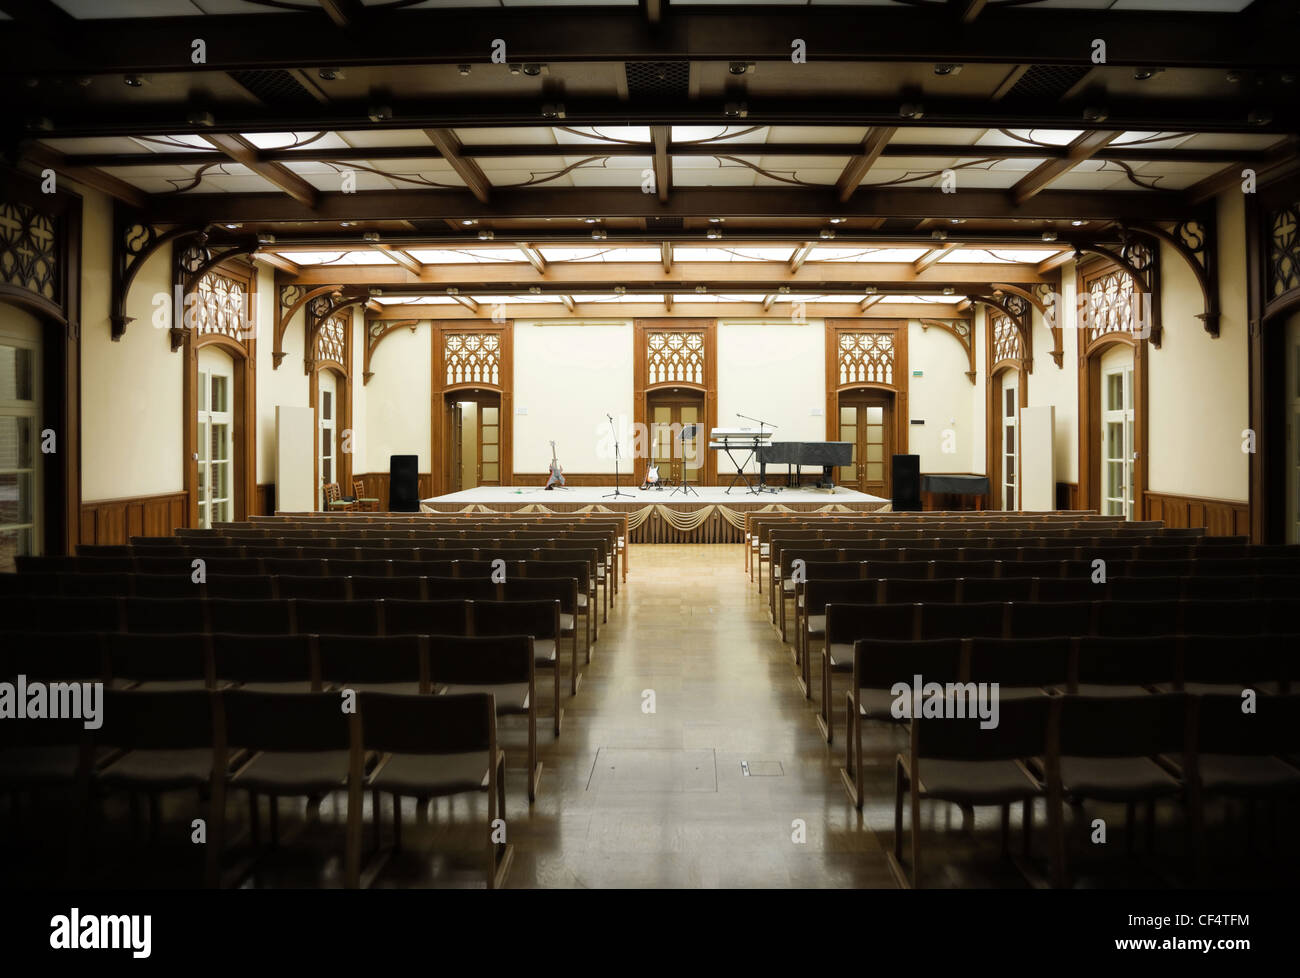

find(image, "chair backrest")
[1053,692,1188,758]
[853,637,963,691]
[106,633,210,686]
[471,599,560,640]
[358,691,493,756]
[383,598,469,637]
[211,633,317,687]
[427,634,533,688]
[318,634,425,688]
[0,633,106,682]
[1194,692,1300,756]
[0,596,121,632]
[323,483,342,505]
[296,598,381,637]
[913,694,1050,761]
[221,689,352,752]
[967,636,1070,689]
[98,689,215,750]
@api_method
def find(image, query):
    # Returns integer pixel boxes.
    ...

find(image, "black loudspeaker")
[389,455,420,512]
[892,454,922,512]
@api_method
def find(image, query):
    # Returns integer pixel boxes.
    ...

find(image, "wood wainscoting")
[1144,491,1249,537]
[253,483,275,516]
[80,491,189,544]
[355,471,434,509]
[1055,482,1081,511]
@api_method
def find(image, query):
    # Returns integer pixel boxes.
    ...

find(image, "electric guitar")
[545,440,567,489]
[641,459,661,489]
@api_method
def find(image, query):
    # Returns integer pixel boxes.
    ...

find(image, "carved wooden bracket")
[1127,217,1219,337]
[1072,237,1162,348]
[919,317,977,384]
[991,280,1065,368]
[110,209,201,341]
[363,318,419,385]
[974,292,1033,373]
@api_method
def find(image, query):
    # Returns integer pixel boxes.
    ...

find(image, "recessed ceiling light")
[223,223,241,230]
[934,63,963,76]
[461,219,476,226]
[829,217,846,224]
[123,75,146,88]
[256,233,276,245]
[778,286,791,294]
[708,217,724,224]
[1083,106,1109,123]
[614,286,627,294]
[899,102,924,120]
[1071,220,1086,227]
[1133,67,1162,81]
[1248,108,1273,126]
[948,218,966,225]
[318,68,342,81]
[446,287,459,295]
[584,218,599,225]
[458,65,472,76]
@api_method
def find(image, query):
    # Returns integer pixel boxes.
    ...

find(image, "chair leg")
[268,795,279,848]
[371,789,382,851]
[1022,798,1033,855]
[1000,804,1011,858]
[893,760,905,861]
[392,795,402,852]
[910,779,923,889]
[248,792,260,848]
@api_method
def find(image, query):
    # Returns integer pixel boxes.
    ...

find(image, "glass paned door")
[838,395,891,496]
[196,348,234,529]
[319,370,337,509]
[479,402,500,485]
[0,328,39,572]
[1002,382,1018,511]
[1288,315,1300,543]
[1101,364,1136,519]
[648,393,704,485]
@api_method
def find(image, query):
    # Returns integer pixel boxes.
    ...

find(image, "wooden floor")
[6,544,1293,889]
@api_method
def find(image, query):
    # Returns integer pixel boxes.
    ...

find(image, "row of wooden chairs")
[821,603,1300,746]
[1,596,570,737]
[4,631,543,806]
[5,688,513,888]
[887,690,1300,887]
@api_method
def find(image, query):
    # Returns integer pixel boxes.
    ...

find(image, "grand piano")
[758,441,853,489]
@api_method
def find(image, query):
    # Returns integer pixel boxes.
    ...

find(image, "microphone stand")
[736,413,780,495]
[603,414,634,499]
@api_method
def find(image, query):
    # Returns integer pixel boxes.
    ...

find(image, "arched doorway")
[444,389,501,491]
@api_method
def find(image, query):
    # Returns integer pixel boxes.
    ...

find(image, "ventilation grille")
[647,216,684,231]
[625,61,690,98]
[228,69,319,109]
[1006,64,1091,100]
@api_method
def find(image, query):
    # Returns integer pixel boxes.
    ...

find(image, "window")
[196,348,234,529]
[1101,362,1135,520]
[0,322,40,572]
[1002,381,1017,511]
[1288,314,1300,543]
[319,373,337,509]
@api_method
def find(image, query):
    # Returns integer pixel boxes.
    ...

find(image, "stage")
[421,484,890,544]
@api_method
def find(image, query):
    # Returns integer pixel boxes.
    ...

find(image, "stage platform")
[421,485,890,543]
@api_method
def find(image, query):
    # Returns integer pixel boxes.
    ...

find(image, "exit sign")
[912,370,923,377]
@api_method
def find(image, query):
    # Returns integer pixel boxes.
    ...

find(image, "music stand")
[670,425,700,497]
[603,414,635,499]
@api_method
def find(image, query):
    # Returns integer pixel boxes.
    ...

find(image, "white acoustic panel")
[275,406,316,513]
[1019,405,1056,512]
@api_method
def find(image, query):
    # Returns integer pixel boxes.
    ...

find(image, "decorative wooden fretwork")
[190,269,252,345]
[444,331,501,386]
[1267,202,1300,299]
[1082,265,1149,345]
[991,314,1022,365]
[0,201,58,303]
[1126,218,1217,336]
[314,312,347,370]
[1031,281,1065,367]
[837,330,895,385]
[646,330,705,385]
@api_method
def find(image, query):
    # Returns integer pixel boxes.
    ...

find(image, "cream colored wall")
[365,322,433,473]
[906,319,976,475]
[969,306,988,475]
[254,267,310,485]
[76,182,184,502]
[1026,279,1079,485]
[1147,191,1250,503]
[347,307,366,485]
[512,321,634,473]
[717,320,824,472]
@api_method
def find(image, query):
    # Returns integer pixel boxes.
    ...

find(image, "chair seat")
[1059,756,1181,800]
[560,613,576,632]
[228,680,316,694]
[782,579,794,593]
[439,682,530,714]
[828,643,854,670]
[995,686,1051,701]
[367,751,490,797]
[807,614,826,636]
[1199,754,1300,796]
[0,746,82,784]
[534,638,556,664]
[919,759,1042,805]
[124,679,209,693]
[577,593,589,609]
[1075,683,1152,697]
[858,687,905,720]
[760,544,770,555]
[333,681,422,696]
[1152,681,1282,696]
[231,750,351,794]
[98,748,212,789]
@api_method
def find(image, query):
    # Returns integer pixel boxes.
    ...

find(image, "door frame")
[442,389,502,490]
[835,388,898,496]
[645,387,707,485]
[430,321,513,497]
[986,364,1028,511]
[634,319,716,487]
[825,320,909,494]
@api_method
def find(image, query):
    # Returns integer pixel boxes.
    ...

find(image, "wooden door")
[648,392,704,485]
[837,393,893,496]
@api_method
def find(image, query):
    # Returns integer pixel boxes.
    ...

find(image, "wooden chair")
[323,483,355,513]
[318,634,426,695]
[471,599,564,735]
[352,691,511,889]
[352,479,380,513]
[105,633,211,691]
[212,633,318,693]
[893,695,1050,888]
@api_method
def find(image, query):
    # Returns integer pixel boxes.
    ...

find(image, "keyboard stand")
[721,440,758,495]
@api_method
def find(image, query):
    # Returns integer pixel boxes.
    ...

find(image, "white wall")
[716,320,824,471]
[969,306,988,476]
[512,320,634,473]
[348,307,366,484]
[1147,190,1249,502]
[254,267,310,486]
[77,182,184,502]
[365,322,432,473]
[906,319,976,474]
[1026,279,1079,485]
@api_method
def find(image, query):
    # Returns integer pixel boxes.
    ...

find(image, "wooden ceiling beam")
[836,127,897,203]
[789,242,815,272]
[859,294,885,312]
[424,128,492,205]
[519,243,548,275]
[253,251,301,275]
[449,293,480,313]
[20,142,147,208]
[560,294,576,312]
[661,242,673,272]
[652,125,672,205]
[372,244,424,275]
[201,133,319,207]
[1011,130,1121,205]
[317,0,363,28]
[1037,250,1076,274]
[913,243,960,274]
